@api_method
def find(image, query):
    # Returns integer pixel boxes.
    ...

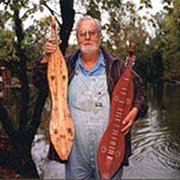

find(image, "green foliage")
[0,30,18,62]
[0,0,48,69]
[101,2,151,59]
[139,0,152,9]
[24,17,52,68]
[152,0,180,80]
[0,0,179,82]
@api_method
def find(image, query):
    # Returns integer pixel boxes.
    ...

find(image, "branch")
[40,0,60,17]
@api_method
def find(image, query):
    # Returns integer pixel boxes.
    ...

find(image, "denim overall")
[66,67,123,179]
[66,67,110,179]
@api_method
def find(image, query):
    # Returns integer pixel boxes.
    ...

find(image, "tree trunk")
[59,0,75,55]
[13,9,30,132]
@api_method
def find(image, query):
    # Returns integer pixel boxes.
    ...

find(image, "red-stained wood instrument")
[47,16,74,160]
[97,43,136,179]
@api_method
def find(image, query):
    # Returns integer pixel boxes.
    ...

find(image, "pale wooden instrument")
[47,16,74,160]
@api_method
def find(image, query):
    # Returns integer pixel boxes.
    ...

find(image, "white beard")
[80,42,100,54]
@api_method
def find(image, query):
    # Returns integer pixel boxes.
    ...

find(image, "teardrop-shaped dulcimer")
[97,43,136,179]
[47,16,75,161]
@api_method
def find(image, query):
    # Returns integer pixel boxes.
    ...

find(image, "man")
[33,16,148,179]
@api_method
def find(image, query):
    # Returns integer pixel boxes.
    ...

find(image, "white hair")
[75,16,102,33]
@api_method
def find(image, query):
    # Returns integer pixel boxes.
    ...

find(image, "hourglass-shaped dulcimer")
[97,43,136,179]
[47,16,75,161]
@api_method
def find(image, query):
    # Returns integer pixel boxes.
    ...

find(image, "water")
[1,83,180,179]
[123,83,180,179]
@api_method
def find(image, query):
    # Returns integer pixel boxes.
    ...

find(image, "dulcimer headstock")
[126,42,136,67]
[50,15,60,45]
[128,42,136,56]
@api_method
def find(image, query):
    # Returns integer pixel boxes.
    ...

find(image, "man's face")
[77,20,101,54]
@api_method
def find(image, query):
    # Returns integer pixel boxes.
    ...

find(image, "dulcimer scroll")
[97,43,136,179]
[47,16,74,160]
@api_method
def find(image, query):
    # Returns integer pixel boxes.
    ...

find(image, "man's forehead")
[79,19,97,27]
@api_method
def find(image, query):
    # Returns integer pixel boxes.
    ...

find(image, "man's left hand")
[121,107,139,135]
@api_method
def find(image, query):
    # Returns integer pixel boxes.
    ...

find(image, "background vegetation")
[0,0,179,82]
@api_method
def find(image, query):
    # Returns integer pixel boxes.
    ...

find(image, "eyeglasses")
[77,30,99,38]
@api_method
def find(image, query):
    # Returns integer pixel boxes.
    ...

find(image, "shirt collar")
[76,51,105,73]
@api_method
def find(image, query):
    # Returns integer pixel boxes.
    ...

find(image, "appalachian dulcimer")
[47,16,74,160]
[97,43,136,179]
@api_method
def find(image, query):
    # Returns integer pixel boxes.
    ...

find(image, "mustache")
[82,41,95,45]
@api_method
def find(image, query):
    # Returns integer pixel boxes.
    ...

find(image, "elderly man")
[33,16,148,179]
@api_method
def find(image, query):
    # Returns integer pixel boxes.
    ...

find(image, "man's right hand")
[41,38,57,63]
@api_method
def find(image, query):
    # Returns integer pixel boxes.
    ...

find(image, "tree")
[0,0,75,177]
[161,0,180,80]
[150,0,180,80]
[0,0,42,177]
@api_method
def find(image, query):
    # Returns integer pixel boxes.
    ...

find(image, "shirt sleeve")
[132,70,148,119]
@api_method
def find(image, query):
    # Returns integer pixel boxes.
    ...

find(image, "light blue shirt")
[76,51,105,76]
